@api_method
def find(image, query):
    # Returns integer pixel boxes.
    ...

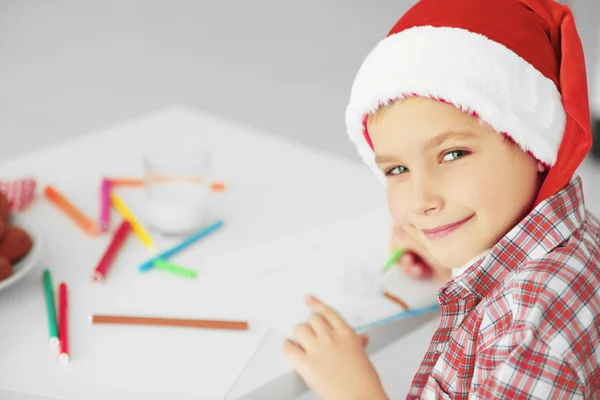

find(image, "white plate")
[0,231,43,292]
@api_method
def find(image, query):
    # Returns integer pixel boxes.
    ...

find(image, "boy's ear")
[537,162,546,173]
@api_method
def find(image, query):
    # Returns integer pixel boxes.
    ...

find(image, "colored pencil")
[42,270,59,347]
[353,303,440,332]
[90,314,248,331]
[58,282,70,363]
[153,259,197,279]
[382,291,411,310]
[93,220,132,282]
[110,192,155,251]
[108,177,226,191]
[381,248,404,274]
[107,178,145,187]
[210,181,226,191]
[138,220,224,272]
[99,179,111,232]
[44,185,99,235]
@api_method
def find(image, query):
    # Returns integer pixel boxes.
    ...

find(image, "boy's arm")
[473,329,584,399]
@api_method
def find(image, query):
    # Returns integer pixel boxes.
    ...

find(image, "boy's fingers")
[283,338,305,357]
[307,312,333,336]
[305,295,349,330]
[293,323,316,350]
[419,262,434,278]
[283,339,308,373]
[397,251,435,279]
[398,252,414,265]
[409,264,432,279]
[390,223,441,281]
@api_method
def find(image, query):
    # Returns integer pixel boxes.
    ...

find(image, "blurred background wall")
[1,0,599,162]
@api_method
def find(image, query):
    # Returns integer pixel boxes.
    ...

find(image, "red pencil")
[58,282,69,363]
[93,220,132,282]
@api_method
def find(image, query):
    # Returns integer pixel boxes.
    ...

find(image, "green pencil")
[42,269,59,347]
[381,249,405,274]
[153,259,197,279]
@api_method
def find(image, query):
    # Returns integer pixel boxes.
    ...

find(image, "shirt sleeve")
[472,329,585,399]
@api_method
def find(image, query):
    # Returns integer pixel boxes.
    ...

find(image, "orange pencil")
[44,185,99,235]
[107,178,145,187]
[108,177,226,191]
[210,181,226,192]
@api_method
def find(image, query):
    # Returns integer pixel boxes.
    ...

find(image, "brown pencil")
[90,315,249,331]
[382,292,411,310]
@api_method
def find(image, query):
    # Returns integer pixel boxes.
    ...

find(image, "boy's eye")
[442,150,469,162]
[386,166,408,176]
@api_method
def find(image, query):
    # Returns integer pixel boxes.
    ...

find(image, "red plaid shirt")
[408,177,600,399]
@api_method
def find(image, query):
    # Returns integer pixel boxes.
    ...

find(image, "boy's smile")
[368,97,545,269]
[420,214,474,240]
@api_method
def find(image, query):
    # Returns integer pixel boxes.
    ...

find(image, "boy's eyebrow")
[374,131,477,164]
[423,131,477,150]
[374,154,399,164]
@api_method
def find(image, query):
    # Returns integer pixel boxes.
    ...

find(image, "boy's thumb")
[359,334,369,347]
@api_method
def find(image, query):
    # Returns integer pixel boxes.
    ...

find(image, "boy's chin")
[429,246,486,270]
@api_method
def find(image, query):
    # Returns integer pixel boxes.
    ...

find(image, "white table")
[2,107,599,400]
[0,106,387,399]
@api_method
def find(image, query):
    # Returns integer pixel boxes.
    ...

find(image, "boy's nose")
[410,176,443,216]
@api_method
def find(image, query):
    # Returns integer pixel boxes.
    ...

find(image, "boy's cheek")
[387,190,409,225]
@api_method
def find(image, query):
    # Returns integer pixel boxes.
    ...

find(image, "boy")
[283,0,600,399]
[593,30,600,159]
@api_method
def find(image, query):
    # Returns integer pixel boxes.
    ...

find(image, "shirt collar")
[451,249,490,278]
[439,176,586,304]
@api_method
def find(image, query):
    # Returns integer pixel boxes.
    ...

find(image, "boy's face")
[368,98,543,269]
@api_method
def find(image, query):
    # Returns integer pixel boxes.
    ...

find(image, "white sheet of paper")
[209,208,443,338]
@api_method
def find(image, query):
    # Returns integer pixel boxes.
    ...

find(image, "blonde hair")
[366,97,517,146]
[367,100,397,125]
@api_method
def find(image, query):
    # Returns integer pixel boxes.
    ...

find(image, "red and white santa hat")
[345,0,592,206]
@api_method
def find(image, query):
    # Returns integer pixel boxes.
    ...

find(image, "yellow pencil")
[109,192,155,251]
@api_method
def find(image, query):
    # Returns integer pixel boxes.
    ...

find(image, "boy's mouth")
[421,215,474,240]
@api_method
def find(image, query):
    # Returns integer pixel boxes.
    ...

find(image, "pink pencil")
[93,220,132,282]
[99,179,111,232]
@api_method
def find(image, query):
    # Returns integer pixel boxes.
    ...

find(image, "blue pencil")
[138,220,224,272]
[353,303,440,332]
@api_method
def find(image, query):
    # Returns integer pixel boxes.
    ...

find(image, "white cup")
[142,145,212,236]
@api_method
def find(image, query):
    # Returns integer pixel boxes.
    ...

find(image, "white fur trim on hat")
[345,26,567,182]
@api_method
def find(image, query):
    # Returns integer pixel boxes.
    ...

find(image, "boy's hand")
[390,222,451,281]
[284,296,388,400]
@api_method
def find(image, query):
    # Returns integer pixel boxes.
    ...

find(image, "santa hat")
[345,0,592,206]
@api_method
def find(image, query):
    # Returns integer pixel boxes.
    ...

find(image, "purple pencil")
[99,178,111,232]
